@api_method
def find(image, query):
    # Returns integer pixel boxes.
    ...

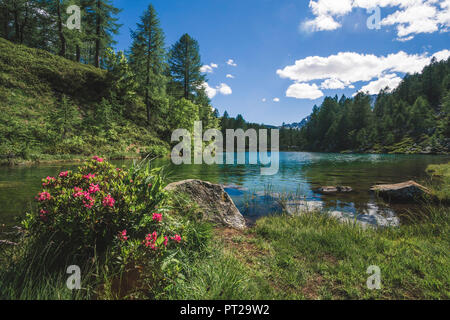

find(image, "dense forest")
[0,1,218,162]
[287,58,450,154]
[221,58,450,154]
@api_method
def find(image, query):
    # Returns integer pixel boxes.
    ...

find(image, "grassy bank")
[165,204,449,300]
[426,162,450,202]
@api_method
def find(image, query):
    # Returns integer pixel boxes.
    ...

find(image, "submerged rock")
[316,186,353,194]
[370,180,432,202]
[165,179,246,230]
[282,200,323,215]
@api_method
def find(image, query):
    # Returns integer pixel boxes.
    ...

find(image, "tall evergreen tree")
[84,0,121,67]
[167,33,205,100]
[129,4,166,125]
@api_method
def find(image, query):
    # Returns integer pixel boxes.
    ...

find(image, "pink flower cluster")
[73,186,97,209]
[88,184,100,194]
[92,156,104,163]
[118,230,128,242]
[42,176,56,187]
[59,171,69,178]
[102,194,115,208]
[83,173,96,180]
[152,213,163,223]
[144,231,158,250]
[37,191,51,202]
[143,232,180,250]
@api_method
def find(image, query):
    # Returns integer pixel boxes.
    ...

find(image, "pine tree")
[168,33,205,100]
[84,0,121,67]
[129,4,166,125]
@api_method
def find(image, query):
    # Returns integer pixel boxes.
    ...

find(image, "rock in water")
[316,186,353,194]
[370,180,432,202]
[164,179,246,230]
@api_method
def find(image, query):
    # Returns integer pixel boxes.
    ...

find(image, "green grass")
[426,162,450,202]
[168,204,449,300]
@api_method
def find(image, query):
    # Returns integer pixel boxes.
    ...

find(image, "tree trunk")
[76,45,81,62]
[184,42,189,100]
[94,0,101,67]
[13,6,20,43]
[2,6,9,40]
[57,1,66,57]
[145,28,152,124]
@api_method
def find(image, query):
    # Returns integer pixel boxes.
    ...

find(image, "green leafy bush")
[22,157,182,256]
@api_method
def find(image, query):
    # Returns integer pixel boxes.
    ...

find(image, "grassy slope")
[0,38,168,164]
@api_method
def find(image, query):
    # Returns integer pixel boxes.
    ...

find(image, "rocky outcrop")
[164,179,246,230]
[370,180,432,202]
[316,186,353,194]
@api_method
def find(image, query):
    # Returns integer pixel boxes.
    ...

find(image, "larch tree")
[129,4,166,125]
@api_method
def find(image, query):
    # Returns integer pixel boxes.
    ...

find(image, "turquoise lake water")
[0,152,448,227]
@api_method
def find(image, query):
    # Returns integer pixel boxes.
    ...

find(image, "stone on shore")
[164,179,246,230]
[370,180,432,202]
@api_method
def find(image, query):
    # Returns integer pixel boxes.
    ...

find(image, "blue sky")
[113,0,450,126]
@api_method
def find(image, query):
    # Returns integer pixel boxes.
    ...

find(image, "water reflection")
[0,152,448,227]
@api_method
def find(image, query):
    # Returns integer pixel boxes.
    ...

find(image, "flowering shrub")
[22,157,184,256]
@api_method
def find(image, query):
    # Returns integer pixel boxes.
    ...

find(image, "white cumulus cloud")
[273,98,280,102]
[202,82,232,99]
[226,74,235,78]
[226,59,237,67]
[301,0,450,40]
[357,73,403,95]
[286,83,324,100]
[200,63,218,73]
[277,49,450,99]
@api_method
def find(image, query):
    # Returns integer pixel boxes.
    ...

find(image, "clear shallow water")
[0,152,448,227]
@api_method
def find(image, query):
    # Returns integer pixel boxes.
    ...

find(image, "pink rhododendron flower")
[164,236,168,247]
[40,209,48,215]
[102,195,115,208]
[88,184,100,194]
[42,176,56,187]
[92,156,104,163]
[118,230,128,242]
[152,213,163,223]
[171,235,182,243]
[37,192,51,202]
[83,173,96,180]
[144,232,158,250]
[59,171,69,178]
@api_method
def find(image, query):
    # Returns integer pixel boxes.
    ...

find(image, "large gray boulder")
[370,180,432,202]
[164,179,246,230]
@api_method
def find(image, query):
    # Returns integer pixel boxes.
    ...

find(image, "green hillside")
[0,38,169,164]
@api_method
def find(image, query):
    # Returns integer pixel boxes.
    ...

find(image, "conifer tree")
[129,4,166,124]
[168,33,205,100]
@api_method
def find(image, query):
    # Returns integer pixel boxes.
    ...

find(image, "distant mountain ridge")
[280,116,310,130]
